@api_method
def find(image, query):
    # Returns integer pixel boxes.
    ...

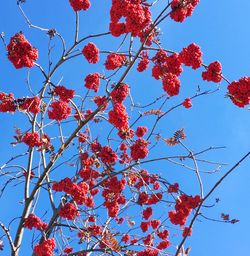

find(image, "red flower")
[82,42,99,64]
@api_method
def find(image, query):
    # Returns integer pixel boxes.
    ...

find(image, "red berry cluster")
[110,83,129,103]
[168,194,201,226]
[33,238,56,256]
[227,77,250,107]
[179,43,203,69]
[69,0,91,12]
[168,182,179,193]
[54,86,75,102]
[102,176,126,217]
[109,0,151,38]
[105,53,127,70]
[82,42,99,64]
[93,95,108,111]
[202,61,222,83]
[137,248,158,256]
[0,92,15,112]
[108,103,129,130]
[19,96,40,114]
[7,33,38,69]
[84,73,101,92]
[137,52,149,72]
[162,73,181,97]
[182,98,192,108]
[58,202,80,220]
[142,207,153,220]
[170,0,199,23]
[23,214,48,231]
[52,178,92,206]
[136,126,148,137]
[152,51,182,80]
[48,101,72,121]
[22,132,42,147]
[130,139,149,160]
[99,146,118,165]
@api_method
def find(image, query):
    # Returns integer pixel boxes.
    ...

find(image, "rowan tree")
[0,1,249,256]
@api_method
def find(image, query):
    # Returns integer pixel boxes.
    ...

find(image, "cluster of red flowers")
[109,0,151,38]
[102,176,126,217]
[23,214,48,231]
[33,238,56,256]
[82,42,99,64]
[54,86,75,102]
[48,101,72,121]
[168,194,201,226]
[52,178,92,206]
[69,0,91,12]
[202,61,222,83]
[179,43,203,69]
[58,203,80,220]
[84,73,101,92]
[130,139,149,160]
[105,53,126,70]
[7,33,38,69]
[0,92,15,112]
[108,103,129,130]
[227,77,250,107]
[110,83,129,103]
[170,0,200,23]
[182,98,192,108]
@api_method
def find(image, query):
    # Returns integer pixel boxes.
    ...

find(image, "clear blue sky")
[0,1,249,255]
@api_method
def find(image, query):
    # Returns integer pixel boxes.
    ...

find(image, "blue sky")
[0,0,250,255]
